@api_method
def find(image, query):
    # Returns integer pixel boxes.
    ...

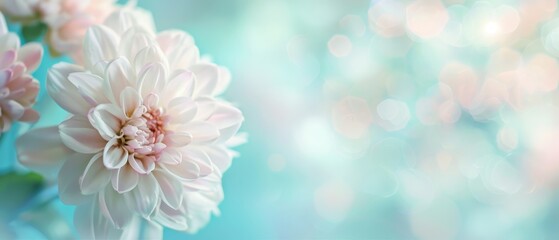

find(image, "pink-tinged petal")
[162,158,200,181]
[226,132,248,148]
[120,87,142,118]
[47,63,90,116]
[99,186,134,229]
[124,173,159,218]
[214,66,231,96]
[153,169,183,210]
[183,121,220,143]
[111,164,139,193]
[182,148,213,177]
[88,103,123,140]
[16,127,72,179]
[156,30,199,70]
[19,109,39,122]
[158,148,181,165]
[138,62,166,97]
[183,171,222,192]
[103,8,156,36]
[0,34,19,55]
[192,97,217,121]
[59,116,105,154]
[209,103,244,143]
[119,27,155,61]
[79,153,111,195]
[164,131,192,147]
[0,50,14,70]
[58,153,92,205]
[9,62,24,79]
[104,57,135,104]
[84,25,119,69]
[74,199,125,240]
[208,103,244,130]
[68,72,109,106]
[202,146,232,174]
[133,45,167,73]
[0,69,11,87]
[160,70,195,105]
[153,201,188,231]
[103,137,128,169]
[191,63,219,97]
[2,99,24,120]
[167,97,197,124]
[17,43,43,72]
[128,154,155,174]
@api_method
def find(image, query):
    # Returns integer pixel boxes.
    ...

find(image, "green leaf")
[21,22,47,43]
[0,172,44,221]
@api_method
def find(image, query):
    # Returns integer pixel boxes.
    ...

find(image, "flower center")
[121,106,167,158]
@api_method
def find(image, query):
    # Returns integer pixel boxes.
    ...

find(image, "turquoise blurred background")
[5,0,559,239]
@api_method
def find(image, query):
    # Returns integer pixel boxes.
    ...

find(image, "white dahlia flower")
[17,8,243,239]
[0,12,43,133]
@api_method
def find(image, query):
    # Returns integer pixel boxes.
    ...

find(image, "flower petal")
[58,153,91,205]
[68,72,109,106]
[120,87,142,118]
[156,30,199,70]
[167,97,197,125]
[124,173,159,218]
[84,25,119,69]
[158,148,182,165]
[0,12,7,35]
[16,127,72,179]
[182,148,213,177]
[133,45,167,75]
[163,158,200,181]
[183,121,220,143]
[103,137,128,169]
[128,154,156,175]
[59,116,105,154]
[104,57,135,104]
[119,27,155,61]
[88,103,123,140]
[202,146,232,174]
[138,62,166,97]
[160,70,195,105]
[0,34,19,54]
[143,220,164,240]
[99,186,134,229]
[153,201,188,231]
[47,63,90,116]
[153,169,183,209]
[164,131,192,147]
[111,164,139,193]
[80,153,111,195]
[17,42,43,72]
[191,63,219,97]
[19,109,40,122]
[74,199,125,239]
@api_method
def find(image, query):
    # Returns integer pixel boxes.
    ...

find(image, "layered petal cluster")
[17,8,243,239]
[0,12,42,133]
[0,0,118,60]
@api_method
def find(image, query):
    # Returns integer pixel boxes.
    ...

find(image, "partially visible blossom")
[17,8,243,239]
[0,0,118,62]
[0,0,39,23]
[0,12,43,133]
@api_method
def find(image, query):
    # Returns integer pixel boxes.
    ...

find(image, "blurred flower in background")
[4,0,559,239]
